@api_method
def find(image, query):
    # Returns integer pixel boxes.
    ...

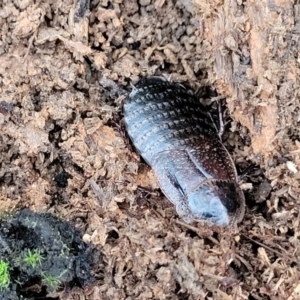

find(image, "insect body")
[124,76,245,226]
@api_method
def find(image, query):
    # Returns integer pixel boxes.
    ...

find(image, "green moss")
[42,274,61,292]
[0,261,9,290]
[23,249,44,268]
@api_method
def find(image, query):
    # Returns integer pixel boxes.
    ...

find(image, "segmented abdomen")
[124,77,217,165]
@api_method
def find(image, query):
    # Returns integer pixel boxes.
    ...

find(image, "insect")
[124,76,245,226]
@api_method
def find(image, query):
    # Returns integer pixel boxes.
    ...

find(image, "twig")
[88,179,107,207]
[241,233,300,266]
[208,96,227,141]
[23,31,37,63]
[175,220,219,245]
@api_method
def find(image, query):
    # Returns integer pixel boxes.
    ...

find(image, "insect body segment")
[124,76,245,226]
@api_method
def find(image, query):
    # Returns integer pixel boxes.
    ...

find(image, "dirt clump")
[0,209,95,299]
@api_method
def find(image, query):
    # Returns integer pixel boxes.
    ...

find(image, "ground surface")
[0,0,299,299]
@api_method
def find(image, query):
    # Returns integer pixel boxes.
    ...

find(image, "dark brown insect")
[124,76,245,226]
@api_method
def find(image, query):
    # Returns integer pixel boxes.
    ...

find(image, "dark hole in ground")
[31,90,42,112]
[249,293,271,300]
[107,229,119,241]
[174,282,189,300]
[73,81,89,96]
[48,122,63,145]
[54,172,72,188]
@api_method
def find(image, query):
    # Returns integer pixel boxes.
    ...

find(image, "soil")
[0,0,299,299]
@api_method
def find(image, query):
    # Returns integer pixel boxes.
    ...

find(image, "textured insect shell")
[124,76,245,226]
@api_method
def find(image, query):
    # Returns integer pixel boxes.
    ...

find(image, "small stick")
[175,220,219,245]
[217,100,225,139]
[238,165,258,180]
[23,31,37,63]
[241,233,300,266]
[208,98,226,141]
